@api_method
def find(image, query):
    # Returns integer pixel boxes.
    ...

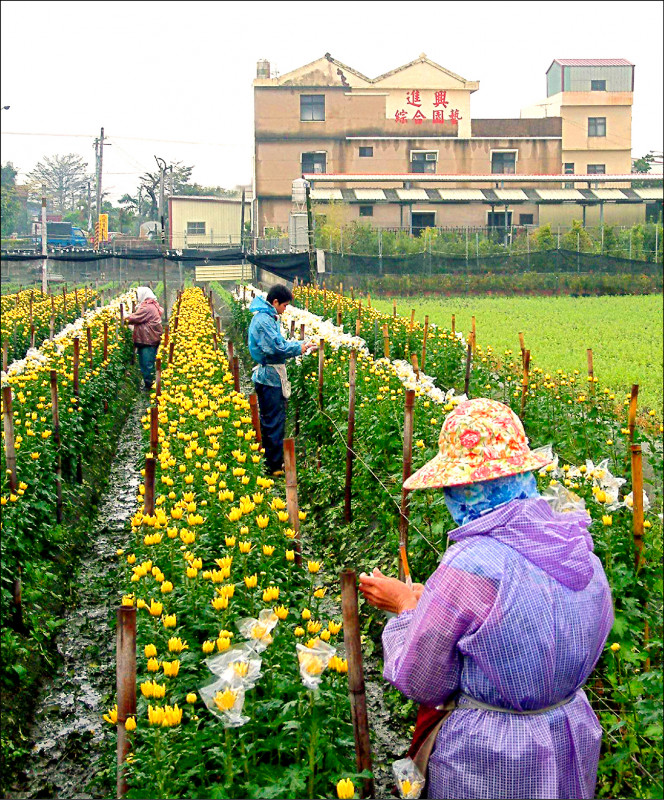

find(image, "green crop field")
[368,294,663,413]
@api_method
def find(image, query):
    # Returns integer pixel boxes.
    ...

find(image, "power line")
[1,130,241,147]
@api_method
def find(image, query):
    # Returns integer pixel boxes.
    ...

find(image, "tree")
[25,153,92,213]
[138,161,194,219]
[632,153,663,189]
[1,162,21,237]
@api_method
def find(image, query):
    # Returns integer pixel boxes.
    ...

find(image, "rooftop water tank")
[257,59,271,79]
[292,178,308,204]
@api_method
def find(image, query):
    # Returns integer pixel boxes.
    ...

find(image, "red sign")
[394,90,463,124]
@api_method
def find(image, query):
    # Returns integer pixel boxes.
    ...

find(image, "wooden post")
[168,341,175,365]
[336,307,342,327]
[471,316,476,354]
[344,349,358,523]
[317,338,325,409]
[464,341,473,397]
[50,370,63,523]
[2,340,7,372]
[398,390,416,582]
[283,438,301,565]
[518,332,526,366]
[150,406,159,456]
[631,444,645,572]
[290,319,296,338]
[300,323,306,340]
[143,455,156,515]
[86,326,93,368]
[155,357,162,398]
[249,393,262,443]
[116,605,137,800]
[382,324,390,358]
[119,303,124,324]
[411,354,420,381]
[232,356,240,393]
[520,350,531,416]
[163,325,169,350]
[355,318,362,337]
[73,338,80,396]
[49,314,55,340]
[451,314,456,336]
[227,340,234,365]
[628,384,638,443]
[421,315,429,370]
[410,308,415,331]
[30,324,35,349]
[587,348,594,388]
[103,322,109,361]
[340,570,374,800]
[2,386,18,492]
[392,299,397,318]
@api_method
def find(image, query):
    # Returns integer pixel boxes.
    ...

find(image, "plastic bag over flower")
[541,483,588,515]
[392,758,426,799]
[624,490,651,514]
[199,673,250,728]
[206,642,263,689]
[237,608,279,652]
[296,639,336,690]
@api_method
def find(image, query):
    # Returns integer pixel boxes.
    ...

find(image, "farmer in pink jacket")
[125,287,164,390]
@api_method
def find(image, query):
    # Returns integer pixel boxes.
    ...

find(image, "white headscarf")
[135,286,157,305]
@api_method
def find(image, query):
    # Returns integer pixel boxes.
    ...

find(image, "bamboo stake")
[232,356,240,393]
[628,385,639,443]
[290,319,296,338]
[317,338,325,409]
[340,570,374,799]
[336,307,342,327]
[2,385,18,493]
[382,324,390,358]
[452,314,456,336]
[227,339,234,365]
[587,348,594,389]
[392,299,397,318]
[631,444,645,572]
[421,315,429,370]
[283,438,301,565]
[50,370,63,523]
[367,294,371,308]
[2,340,7,372]
[150,407,159,456]
[249,393,262,443]
[300,323,306,340]
[143,455,156,515]
[30,324,35,349]
[116,605,137,800]
[463,342,473,397]
[344,349,358,523]
[355,318,362,337]
[73,338,80,396]
[471,316,476,354]
[86,326,93,368]
[398,389,416,582]
[168,341,175,365]
[103,322,109,361]
[520,350,531,416]
[410,309,415,331]
[49,314,55,340]
[518,332,526,366]
[155,357,162,398]
[411,354,420,381]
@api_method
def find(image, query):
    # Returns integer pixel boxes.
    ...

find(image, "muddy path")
[10,397,145,800]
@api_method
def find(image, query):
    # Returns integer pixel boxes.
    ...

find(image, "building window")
[359,205,373,217]
[591,79,606,91]
[563,162,575,189]
[487,211,513,228]
[588,117,606,137]
[411,152,437,173]
[187,221,205,235]
[411,212,436,234]
[587,164,606,174]
[359,146,373,158]
[491,151,517,174]
[519,213,534,226]
[300,94,325,121]
[301,152,326,174]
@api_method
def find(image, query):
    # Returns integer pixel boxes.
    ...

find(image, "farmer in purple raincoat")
[360,398,613,800]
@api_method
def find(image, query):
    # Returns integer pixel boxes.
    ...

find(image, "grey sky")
[2,0,662,203]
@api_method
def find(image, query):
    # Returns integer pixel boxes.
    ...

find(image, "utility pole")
[155,156,168,322]
[95,127,105,221]
[41,197,48,293]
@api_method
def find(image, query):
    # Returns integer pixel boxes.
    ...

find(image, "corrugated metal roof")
[493,189,529,201]
[310,189,344,201]
[590,189,629,200]
[633,187,664,201]
[438,190,487,201]
[353,189,387,201]
[395,189,430,201]
[535,189,586,201]
[553,58,634,67]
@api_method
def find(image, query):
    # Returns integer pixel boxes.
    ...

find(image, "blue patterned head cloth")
[443,471,539,526]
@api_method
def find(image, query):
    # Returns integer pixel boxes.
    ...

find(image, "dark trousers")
[255,382,286,472]
[136,344,158,387]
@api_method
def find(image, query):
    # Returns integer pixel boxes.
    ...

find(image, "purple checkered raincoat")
[383,498,613,800]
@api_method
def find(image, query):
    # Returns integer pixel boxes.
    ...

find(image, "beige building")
[253,55,660,233]
[168,196,247,248]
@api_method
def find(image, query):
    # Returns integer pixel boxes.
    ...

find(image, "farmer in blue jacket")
[248,285,316,475]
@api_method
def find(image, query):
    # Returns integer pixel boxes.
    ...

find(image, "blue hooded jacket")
[247,295,302,387]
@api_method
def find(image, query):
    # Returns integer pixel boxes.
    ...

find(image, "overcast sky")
[2,0,662,202]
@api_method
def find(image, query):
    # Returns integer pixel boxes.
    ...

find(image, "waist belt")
[449,691,577,715]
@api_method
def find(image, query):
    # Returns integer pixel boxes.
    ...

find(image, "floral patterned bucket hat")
[404,398,552,490]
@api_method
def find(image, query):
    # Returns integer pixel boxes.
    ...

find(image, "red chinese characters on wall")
[395,90,463,124]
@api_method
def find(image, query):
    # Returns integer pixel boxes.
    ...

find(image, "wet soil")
[10,398,145,800]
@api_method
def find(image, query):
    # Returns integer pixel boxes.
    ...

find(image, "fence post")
[518,332,526,366]
[2,340,7,372]
[476,231,479,268]
[378,227,383,276]
[86,326,94,368]
[382,324,390,358]
[398,389,416,582]
[150,406,159,456]
[628,384,639,443]
[630,444,645,573]
[410,354,420,381]
[317,338,325,409]
[249,393,262,443]
[465,226,469,263]
[283,438,301,565]
[340,570,374,800]
[50,370,63,522]
[629,228,632,260]
[421,315,429,370]
[116,605,137,800]
[155,357,161,398]
[464,342,473,397]
[451,314,455,337]
[344,349,358,523]
[520,350,531,416]
[2,385,18,493]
